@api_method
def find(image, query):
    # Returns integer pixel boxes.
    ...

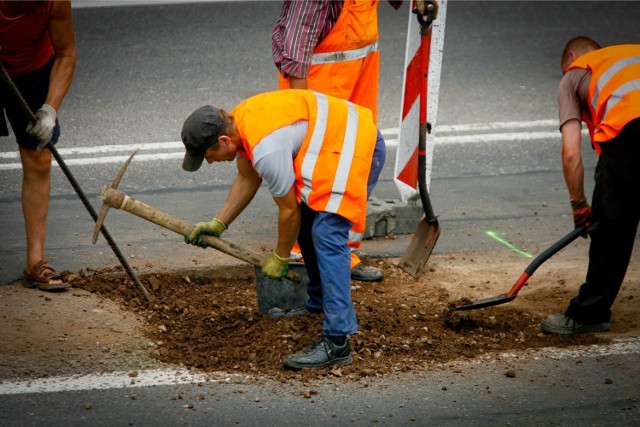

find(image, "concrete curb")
[364,197,424,239]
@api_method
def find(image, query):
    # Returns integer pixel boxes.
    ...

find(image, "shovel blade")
[398,218,440,277]
[454,293,517,311]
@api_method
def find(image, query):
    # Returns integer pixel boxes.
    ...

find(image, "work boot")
[268,306,315,319]
[351,262,384,282]
[540,313,610,335]
[282,336,352,369]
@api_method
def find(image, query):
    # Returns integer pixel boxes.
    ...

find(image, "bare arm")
[288,77,307,89]
[560,119,586,202]
[46,0,77,111]
[216,156,263,225]
[272,185,301,258]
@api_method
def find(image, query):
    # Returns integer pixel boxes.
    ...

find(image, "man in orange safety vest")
[540,37,640,335]
[181,89,386,369]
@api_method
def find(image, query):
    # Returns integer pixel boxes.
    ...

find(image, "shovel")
[454,225,587,311]
[398,3,441,277]
[397,122,441,277]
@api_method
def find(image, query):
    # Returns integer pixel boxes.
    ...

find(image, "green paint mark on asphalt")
[485,230,533,258]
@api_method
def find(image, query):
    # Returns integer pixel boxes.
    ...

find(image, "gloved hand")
[414,0,439,21]
[261,251,289,280]
[426,0,439,20]
[26,104,57,149]
[571,199,591,237]
[185,217,227,247]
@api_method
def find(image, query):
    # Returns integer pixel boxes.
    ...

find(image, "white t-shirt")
[252,120,308,198]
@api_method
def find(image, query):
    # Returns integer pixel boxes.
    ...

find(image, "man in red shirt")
[0,0,76,291]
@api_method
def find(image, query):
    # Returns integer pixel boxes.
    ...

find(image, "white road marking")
[0,120,580,170]
[0,368,220,395]
[0,337,637,395]
[381,119,559,136]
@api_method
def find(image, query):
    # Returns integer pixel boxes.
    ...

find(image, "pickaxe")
[93,152,302,283]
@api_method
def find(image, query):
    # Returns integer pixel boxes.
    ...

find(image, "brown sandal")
[23,259,70,291]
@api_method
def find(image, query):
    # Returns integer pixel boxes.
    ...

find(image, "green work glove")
[261,251,289,280]
[570,199,591,238]
[185,218,227,248]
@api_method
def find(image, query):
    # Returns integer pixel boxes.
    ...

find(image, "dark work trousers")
[297,130,386,336]
[566,119,640,324]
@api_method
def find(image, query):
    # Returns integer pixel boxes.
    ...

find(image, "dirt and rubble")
[0,249,638,383]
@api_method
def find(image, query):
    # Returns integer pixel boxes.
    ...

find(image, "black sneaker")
[282,336,352,369]
[540,313,610,335]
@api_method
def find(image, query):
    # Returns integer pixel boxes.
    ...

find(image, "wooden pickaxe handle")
[101,187,302,283]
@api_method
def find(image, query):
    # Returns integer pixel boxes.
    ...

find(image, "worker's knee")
[20,148,52,176]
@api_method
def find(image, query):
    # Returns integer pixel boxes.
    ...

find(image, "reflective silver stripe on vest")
[325,101,359,214]
[300,93,329,204]
[592,56,640,111]
[349,230,364,243]
[311,41,379,65]
[601,79,640,124]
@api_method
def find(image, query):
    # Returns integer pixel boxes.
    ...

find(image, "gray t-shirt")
[557,68,591,130]
[252,120,308,198]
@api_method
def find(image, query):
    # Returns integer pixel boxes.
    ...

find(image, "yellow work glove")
[185,218,227,248]
[261,251,289,280]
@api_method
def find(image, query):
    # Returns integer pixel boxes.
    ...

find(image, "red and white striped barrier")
[393,0,447,203]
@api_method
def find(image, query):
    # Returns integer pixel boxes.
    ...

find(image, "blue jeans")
[298,131,386,336]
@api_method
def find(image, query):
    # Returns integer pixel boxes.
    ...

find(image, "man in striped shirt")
[272,0,403,283]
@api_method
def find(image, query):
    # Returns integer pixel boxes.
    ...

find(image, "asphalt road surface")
[0,1,639,425]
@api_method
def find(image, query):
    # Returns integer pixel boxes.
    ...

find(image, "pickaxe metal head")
[92,150,138,244]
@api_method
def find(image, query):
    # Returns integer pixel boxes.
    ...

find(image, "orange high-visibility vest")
[567,44,640,153]
[231,90,377,232]
[278,0,380,123]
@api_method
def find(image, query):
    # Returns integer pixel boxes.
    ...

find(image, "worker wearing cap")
[271,0,406,283]
[181,89,386,369]
[540,37,640,335]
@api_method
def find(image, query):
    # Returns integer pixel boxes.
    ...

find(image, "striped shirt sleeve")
[271,0,342,79]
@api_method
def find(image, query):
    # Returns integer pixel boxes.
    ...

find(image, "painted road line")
[0,120,583,170]
[0,368,216,395]
[485,230,534,258]
[0,152,184,171]
[0,141,183,159]
[382,119,560,136]
[496,337,640,361]
[1,337,638,395]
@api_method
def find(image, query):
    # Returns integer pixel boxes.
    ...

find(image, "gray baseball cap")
[181,105,226,172]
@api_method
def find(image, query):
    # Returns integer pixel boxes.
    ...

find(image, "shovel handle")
[505,225,587,297]
[506,272,530,298]
[455,225,588,311]
[523,225,587,276]
[102,187,302,283]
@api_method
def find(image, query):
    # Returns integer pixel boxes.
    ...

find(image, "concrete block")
[363,197,424,239]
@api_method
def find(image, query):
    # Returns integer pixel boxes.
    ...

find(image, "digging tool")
[454,225,587,311]
[93,152,302,283]
[398,1,441,277]
[0,61,151,302]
